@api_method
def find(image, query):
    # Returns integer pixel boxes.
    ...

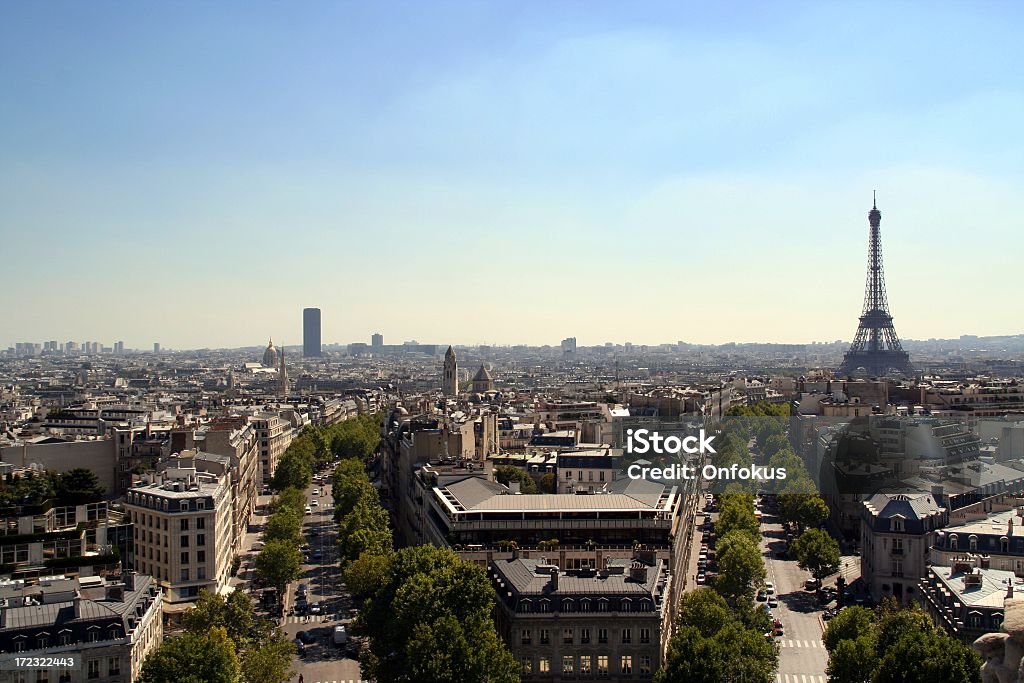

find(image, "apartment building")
[0,573,163,683]
[556,449,620,494]
[249,413,295,484]
[918,557,1016,644]
[200,419,259,550]
[860,491,948,604]
[124,461,233,606]
[491,552,669,681]
[0,501,131,580]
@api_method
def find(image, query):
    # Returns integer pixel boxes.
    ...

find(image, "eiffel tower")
[838,194,914,377]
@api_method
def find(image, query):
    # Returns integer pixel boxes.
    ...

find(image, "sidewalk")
[230,493,276,591]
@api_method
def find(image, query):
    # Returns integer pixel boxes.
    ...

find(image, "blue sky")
[1,1,1022,349]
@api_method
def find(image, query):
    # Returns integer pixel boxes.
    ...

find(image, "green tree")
[790,528,841,581]
[406,614,519,683]
[826,635,876,683]
[538,472,557,493]
[271,452,312,492]
[823,605,875,653]
[675,588,733,637]
[494,465,539,494]
[874,628,981,683]
[54,468,105,504]
[264,507,303,545]
[345,552,393,599]
[181,591,266,647]
[657,589,777,683]
[358,546,516,683]
[240,631,296,683]
[339,526,393,566]
[761,433,790,461]
[138,627,240,683]
[874,606,934,656]
[715,531,766,603]
[334,476,378,520]
[255,540,303,594]
[271,487,306,515]
[716,494,761,542]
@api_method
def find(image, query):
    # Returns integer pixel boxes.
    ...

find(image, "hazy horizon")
[2,1,1022,349]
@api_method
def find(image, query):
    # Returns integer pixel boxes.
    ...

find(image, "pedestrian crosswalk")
[283,615,331,625]
[778,639,824,649]
[776,675,826,683]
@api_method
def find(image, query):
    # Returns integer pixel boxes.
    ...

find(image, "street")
[283,473,364,683]
[759,505,828,683]
[239,472,365,683]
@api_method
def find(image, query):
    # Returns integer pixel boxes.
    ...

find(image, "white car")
[311,499,319,507]
[765,582,775,595]
[305,505,312,515]
[312,488,320,496]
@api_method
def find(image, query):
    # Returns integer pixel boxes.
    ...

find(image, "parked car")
[805,577,821,591]
[697,573,707,585]
[310,602,322,615]
[756,590,768,602]
[333,625,349,646]
[297,584,308,596]
[768,597,779,608]
[764,582,775,595]
[305,505,312,515]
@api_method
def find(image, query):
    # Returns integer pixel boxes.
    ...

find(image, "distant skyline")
[2,1,1022,349]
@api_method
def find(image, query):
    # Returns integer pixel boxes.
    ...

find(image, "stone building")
[860,491,948,604]
[0,573,163,683]
[491,551,669,681]
[124,460,233,607]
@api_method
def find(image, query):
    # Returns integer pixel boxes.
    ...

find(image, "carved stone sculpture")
[974,598,1024,683]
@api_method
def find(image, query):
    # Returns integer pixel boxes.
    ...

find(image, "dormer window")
[890,517,904,532]
[950,534,959,550]
[970,535,978,552]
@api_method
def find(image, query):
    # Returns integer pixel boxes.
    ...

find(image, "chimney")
[1009,580,1015,600]
[511,546,519,561]
[1010,518,1015,537]
[981,556,991,570]
[122,572,136,591]
[105,584,124,602]
[549,567,559,592]
[629,561,649,583]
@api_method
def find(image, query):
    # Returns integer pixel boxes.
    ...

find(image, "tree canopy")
[138,627,240,683]
[790,527,841,581]
[656,589,777,683]
[824,602,981,683]
[357,546,519,683]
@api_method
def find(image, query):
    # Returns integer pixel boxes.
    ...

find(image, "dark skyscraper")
[303,308,322,357]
